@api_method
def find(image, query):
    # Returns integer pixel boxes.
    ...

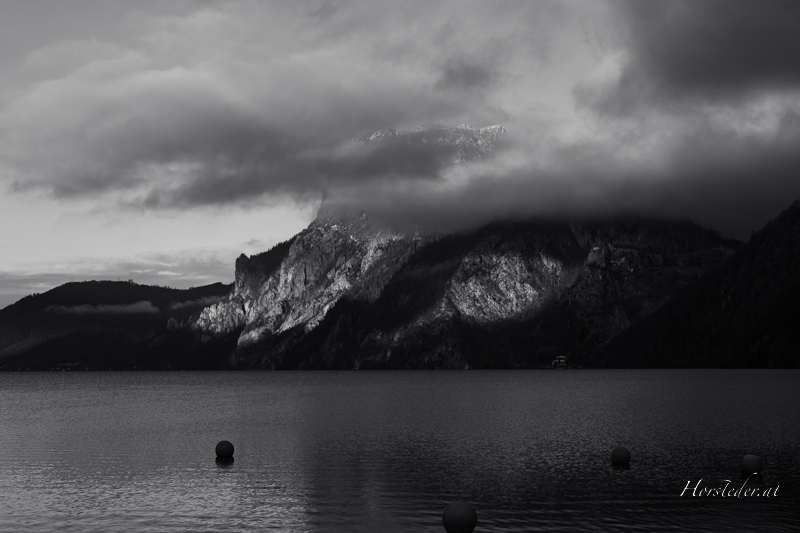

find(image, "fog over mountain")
[7,124,796,370]
[1,1,800,306]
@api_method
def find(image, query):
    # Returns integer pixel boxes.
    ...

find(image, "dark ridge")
[568,215,742,254]
[608,199,800,368]
[0,281,233,367]
[1,280,233,317]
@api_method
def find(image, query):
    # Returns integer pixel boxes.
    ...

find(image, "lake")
[0,370,798,532]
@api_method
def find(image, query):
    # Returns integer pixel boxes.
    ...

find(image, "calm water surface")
[1,370,798,532]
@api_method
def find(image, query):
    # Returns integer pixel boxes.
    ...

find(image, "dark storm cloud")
[1,51,470,209]
[648,111,800,237]
[3,0,799,242]
[437,58,494,91]
[327,105,800,240]
[320,140,458,180]
[0,0,551,211]
[586,0,800,113]
[556,0,800,238]
[136,131,461,209]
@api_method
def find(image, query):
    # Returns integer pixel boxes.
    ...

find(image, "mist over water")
[1,370,798,532]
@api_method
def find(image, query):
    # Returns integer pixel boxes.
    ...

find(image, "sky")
[1,0,799,308]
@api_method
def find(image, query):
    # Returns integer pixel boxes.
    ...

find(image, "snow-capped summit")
[345,123,506,163]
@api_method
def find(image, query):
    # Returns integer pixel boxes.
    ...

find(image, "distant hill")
[0,281,234,370]
[2,280,231,315]
[607,200,800,368]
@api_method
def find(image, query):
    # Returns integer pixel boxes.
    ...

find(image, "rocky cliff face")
[0,207,747,371]
[193,124,511,366]
[195,205,421,351]
[187,124,742,369]
[190,208,738,369]
[6,105,794,371]
[0,212,742,370]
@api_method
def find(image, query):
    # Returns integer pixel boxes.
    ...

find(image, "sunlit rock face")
[446,229,583,324]
[0,192,770,372]
[243,207,411,337]
[190,207,736,370]
[189,126,738,369]
[451,250,548,322]
[193,124,509,354]
[194,206,417,346]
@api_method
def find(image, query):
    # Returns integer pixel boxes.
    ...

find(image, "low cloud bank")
[169,295,226,310]
[46,301,159,314]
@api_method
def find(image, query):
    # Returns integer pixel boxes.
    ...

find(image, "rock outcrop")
[190,209,739,369]
[193,124,511,367]
[11,122,792,371]
[183,124,747,369]
[195,206,420,342]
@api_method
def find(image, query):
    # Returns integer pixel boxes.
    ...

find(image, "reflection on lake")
[1,370,798,532]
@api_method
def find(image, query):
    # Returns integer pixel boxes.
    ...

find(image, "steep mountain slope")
[608,200,800,368]
[191,210,737,369]
[194,205,422,340]
[190,123,513,367]
[179,122,741,369]
[0,212,740,371]
[3,121,771,371]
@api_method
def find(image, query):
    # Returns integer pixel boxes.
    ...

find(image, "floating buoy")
[216,440,235,458]
[442,501,477,533]
[611,446,630,465]
[741,454,762,474]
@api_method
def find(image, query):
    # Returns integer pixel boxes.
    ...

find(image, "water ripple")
[0,370,798,532]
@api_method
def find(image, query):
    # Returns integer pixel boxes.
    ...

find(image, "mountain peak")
[345,123,506,163]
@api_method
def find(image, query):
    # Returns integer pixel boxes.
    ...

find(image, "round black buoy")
[442,501,477,533]
[611,446,630,465]
[216,440,235,459]
[741,454,762,474]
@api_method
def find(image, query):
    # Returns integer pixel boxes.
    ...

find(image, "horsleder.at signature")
[681,475,780,498]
